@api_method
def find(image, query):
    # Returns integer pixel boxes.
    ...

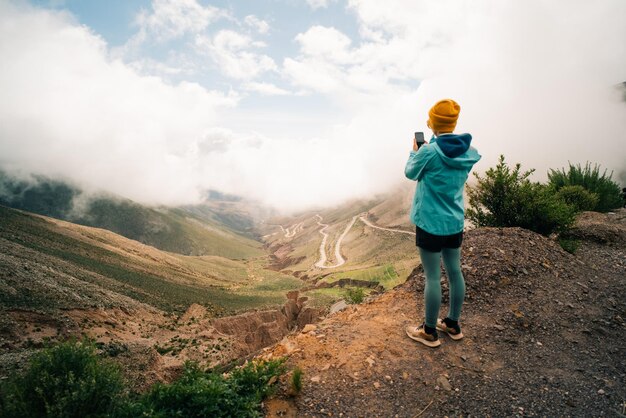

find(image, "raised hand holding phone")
[413,131,425,151]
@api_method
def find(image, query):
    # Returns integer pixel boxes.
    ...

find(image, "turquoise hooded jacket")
[405,133,481,235]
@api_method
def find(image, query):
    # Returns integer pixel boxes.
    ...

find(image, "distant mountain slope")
[0,205,301,315]
[0,172,265,258]
[259,185,418,306]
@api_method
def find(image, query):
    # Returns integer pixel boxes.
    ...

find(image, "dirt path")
[269,213,414,270]
[315,214,414,269]
[314,214,361,269]
[358,216,415,236]
[263,226,626,417]
[285,222,304,238]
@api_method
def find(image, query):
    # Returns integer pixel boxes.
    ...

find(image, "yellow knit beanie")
[428,99,460,133]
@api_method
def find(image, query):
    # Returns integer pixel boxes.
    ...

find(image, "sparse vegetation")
[290,367,303,396]
[0,206,303,314]
[0,171,265,259]
[0,339,285,418]
[467,155,576,236]
[322,263,411,290]
[0,339,124,418]
[548,162,622,212]
[558,238,580,254]
[344,287,365,304]
[114,360,285,418]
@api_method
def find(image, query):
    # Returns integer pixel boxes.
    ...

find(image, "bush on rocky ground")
[0,338,124,418]
[548,162,622,212]
[558,237,580,254]
[555,185,599,212]
[115,359,285,418]
[0,339,285,418]
[467,155,576,236]
[344,287,365,304]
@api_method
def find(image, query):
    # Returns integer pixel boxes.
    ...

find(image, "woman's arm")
[404,144,433,181]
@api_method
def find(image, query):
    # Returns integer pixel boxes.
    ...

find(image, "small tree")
[467,155,575,236]
[548,162,622,212]
[0,339,123,418]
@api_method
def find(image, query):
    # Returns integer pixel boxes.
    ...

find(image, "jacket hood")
[432,133,472,157]
[432,133,481,168]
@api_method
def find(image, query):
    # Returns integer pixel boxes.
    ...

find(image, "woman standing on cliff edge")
[404,99,481,348]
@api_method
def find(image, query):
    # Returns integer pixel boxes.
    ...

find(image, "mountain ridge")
[0,172,265,258]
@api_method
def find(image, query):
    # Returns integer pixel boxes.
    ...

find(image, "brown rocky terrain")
[0,206,321,390]
[1,203,624,415]
[261,210,626,417]
[0,290,322,392]
[565,210,626,246]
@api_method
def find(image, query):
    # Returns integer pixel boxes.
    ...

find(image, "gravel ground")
[264,216,626,417]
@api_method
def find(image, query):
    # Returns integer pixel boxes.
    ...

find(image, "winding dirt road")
[314,214,360,269]
[263,222,305,239]
[284,222,304,238]
[314,213,415,269]
[267,213,414,270]
[358,216,416,236]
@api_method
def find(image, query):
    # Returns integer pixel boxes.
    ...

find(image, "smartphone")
[414,132,425,146]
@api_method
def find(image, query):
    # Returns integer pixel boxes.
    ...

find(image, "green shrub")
[115,359,285,418]
[0,339,124,418]
[548,162,622,212]
[556,185,599,212]
[290,367,303,396]
[344,287,365,304]
[0,341,284,418]
[558,238,580,254]
[467,155,575,235]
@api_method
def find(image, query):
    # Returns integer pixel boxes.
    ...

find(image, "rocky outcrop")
[564,209,626,245]
[212,310,289,354]
[211,291,323,355]
[303,278,385,293]
[267,244,306,271]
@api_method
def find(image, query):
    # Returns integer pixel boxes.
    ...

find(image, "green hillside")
[76,198,264,258]
[0,172,264,258]
[0,205,302,315]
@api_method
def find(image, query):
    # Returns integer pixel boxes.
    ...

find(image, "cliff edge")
[262,210,626,417]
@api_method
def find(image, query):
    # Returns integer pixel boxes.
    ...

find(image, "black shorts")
[415,226,463,252]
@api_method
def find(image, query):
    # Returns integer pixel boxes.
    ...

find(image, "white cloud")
[127,57,188,77]
[343,0,626,179]
[1,1,625,214]
[281,0,626,192]
[115,0,229,73]
[283,25,409,98]
[243,82,291,96]
[0,3,236,205]
[196,30,277,80]
[136,0,225,41]
[244,15,270,34]
[295,26,352,63]
[306,0,336,10]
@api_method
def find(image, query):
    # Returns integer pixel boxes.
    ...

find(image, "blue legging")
[418,247,465,328]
